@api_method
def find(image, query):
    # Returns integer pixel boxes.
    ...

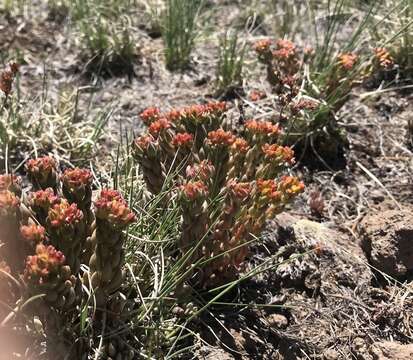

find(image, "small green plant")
[0,64,110,171]
[67,0,136,75]
[161,0,204,70]
[215,30,246,97]
[368,0,413,79]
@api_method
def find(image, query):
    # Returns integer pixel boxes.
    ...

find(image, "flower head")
[337,53,358,70]
[179,181,208,201]
[273,39,296,60]
[278,176,305,197]
[24,244,65,283]
[231,138,249,154]
[172,132,194,148]
[245,120,280,136]
[48,200,83,228]
[206,129,236,147]
[254,39,272,54]
[94,189,136,228]
[256,179,281,202]
[25,156,57,185]
[373,47,394,69]
[140,107,161,125]
[61,168,92,192]
[262,144,295,165]
[148,117,171,137]
[0,190,20,217]
[20,224,46,245]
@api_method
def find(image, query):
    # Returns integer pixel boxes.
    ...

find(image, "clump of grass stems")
[161,0,204,71]
[215,29,246,97]
[67,0,136,75]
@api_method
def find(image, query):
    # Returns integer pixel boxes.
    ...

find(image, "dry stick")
[355,161,401,210]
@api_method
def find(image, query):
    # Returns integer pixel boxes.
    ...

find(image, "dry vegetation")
[0,0,413,359]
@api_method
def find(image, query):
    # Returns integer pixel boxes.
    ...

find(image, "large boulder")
[360,205,413,277]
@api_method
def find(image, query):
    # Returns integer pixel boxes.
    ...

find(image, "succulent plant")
[133,102,304,287]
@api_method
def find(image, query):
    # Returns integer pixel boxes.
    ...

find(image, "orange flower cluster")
[254,39,272,54]
[231,138,249,154]
[245,119,280,136]
[20,224,46,245]
[26,156,57,177]
[337,53,358,71]
[257,179,281,202]
[61,168,92,191]
[94,189,136,228]
[48,200,83,228]
[0,190,20,217]
[148,117,171,137]
[374,48,394,70]
[262,144,295,165]
[165,102,227,123]
[172,132,194,148]
[273,39,297,60]
[24,244,65,283]
[133,134,157,151]
[279,175,305,197]
[206,129,236,147]
[140,107,160,125]
[180,181,208,201]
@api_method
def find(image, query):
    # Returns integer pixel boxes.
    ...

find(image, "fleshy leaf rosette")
[86,189,135,307]
[25,156,58,191]
[24,244,76,309]
[47,200,85,272]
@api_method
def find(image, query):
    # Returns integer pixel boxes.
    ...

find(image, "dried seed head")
[186,160,215,181]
